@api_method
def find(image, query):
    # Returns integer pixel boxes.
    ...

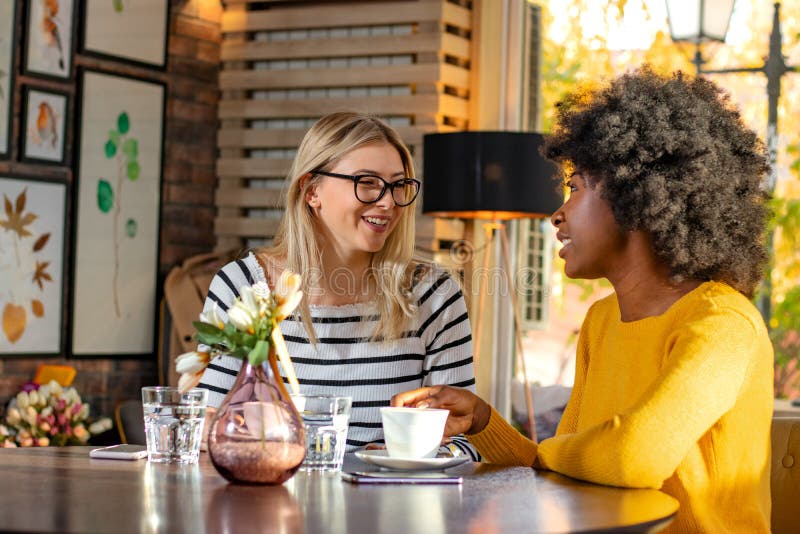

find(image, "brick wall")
[0,1,222,421]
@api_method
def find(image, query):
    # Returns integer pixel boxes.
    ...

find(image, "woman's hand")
[391,386,491,436]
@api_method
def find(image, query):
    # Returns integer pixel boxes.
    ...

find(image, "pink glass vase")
[207,349,306,485]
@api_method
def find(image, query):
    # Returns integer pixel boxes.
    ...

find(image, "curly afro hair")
[543,66,769,297]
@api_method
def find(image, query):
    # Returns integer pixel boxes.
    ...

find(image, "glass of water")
[290,394,352,472]
[142,387,208,464]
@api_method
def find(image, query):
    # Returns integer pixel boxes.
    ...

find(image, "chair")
[160,249,240,386]
[771,416,800,533]
[115,400,146,445]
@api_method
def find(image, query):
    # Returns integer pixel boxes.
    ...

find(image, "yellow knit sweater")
[468,281,773,533]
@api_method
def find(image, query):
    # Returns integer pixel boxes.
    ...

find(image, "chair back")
[771,416,800,533]
[115,400,146,445]
[160,249,240,386]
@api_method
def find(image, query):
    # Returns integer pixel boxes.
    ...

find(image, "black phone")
[340,471,463,484]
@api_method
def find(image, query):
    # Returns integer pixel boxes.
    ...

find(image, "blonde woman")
[198,112,478,457]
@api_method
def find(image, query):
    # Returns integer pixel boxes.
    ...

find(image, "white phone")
[89,444,148,460]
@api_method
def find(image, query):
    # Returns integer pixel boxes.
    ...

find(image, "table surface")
[0,447,678,533]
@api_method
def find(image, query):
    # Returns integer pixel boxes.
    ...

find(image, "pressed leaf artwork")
[32,260,53,290]
[97,179,113,213]
[72,71,164,355]
[31,299,45,317]
[1,189,37,239]
[0,180,62,350]
[32,233,50,252]
[2,303,25,344]
[97,111,139,318]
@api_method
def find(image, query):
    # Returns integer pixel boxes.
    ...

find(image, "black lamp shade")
[422,131,563,220]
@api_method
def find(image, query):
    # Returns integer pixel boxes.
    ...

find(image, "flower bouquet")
[174,271,306,485]
[1,381,113,447]
[175,271,302,394]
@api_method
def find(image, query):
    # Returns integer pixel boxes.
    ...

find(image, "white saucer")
[354,449,470,471]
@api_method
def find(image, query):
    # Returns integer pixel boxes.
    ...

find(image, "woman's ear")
[299,173,320,208]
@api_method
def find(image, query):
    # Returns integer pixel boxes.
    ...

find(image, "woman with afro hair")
[392,66,773,533]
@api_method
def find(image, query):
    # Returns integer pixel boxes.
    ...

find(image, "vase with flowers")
[1,380,113,447]
[176,271,306,485]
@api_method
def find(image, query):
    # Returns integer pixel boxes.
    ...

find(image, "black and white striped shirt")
[197,253,479,458]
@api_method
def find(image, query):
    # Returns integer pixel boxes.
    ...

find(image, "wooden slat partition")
[220,2,470,32]
[217,125,453,150]
[219,64,470,91]
[215,188,284,208]
[218,94,469,120]
[221,32,470,61]
[214,0,472,250]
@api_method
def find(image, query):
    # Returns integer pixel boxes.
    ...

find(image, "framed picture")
[71,69,165,357]
[23,0,76,80]
[0,0,18,159]
[82,0,169,69]
[1,175,67,356]
[20,87,69,165]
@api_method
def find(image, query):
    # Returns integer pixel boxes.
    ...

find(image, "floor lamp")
[422,131,563,440]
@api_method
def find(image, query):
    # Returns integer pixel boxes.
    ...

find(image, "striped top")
[197,252,479,458]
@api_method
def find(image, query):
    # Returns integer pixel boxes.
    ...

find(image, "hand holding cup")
[390,385,491,436]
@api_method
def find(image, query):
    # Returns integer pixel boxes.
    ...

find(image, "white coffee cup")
[380,407,449,459]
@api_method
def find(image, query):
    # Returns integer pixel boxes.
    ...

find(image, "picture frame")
[20,86,69,166]
[81,0,170,70]
[0,0,18,159]
[71,69,165,358]
[0,175,68,356]
[23,0,76,80]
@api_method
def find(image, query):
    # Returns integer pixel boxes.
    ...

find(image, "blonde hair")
[262,112,418,342]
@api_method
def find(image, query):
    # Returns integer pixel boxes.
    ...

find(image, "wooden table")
[0,447,678,533]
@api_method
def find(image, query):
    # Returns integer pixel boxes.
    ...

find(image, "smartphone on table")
[340,471,462,484]
[89,444,148,460]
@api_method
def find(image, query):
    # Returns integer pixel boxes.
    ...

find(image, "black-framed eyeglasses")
[312,170,421,207]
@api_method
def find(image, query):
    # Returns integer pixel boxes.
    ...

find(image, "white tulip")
[48,381,62,397]
[25,406,37,426]
[275,271,301,300]
[89,418,113,434]
[16,392,29,409]
[238,286,259,316]
[252,281,270,300]
[176,352,212,393]
[178,372,203,393]
[6,408,20,426]
[227,303,256,333]
[275,290,303,322]
[199,304,225,329]
[176,351,210,375]
[65,389,80,404]
[28,391,39,406]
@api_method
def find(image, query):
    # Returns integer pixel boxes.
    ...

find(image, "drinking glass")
[142,387,207,464]
[290,394,352,472]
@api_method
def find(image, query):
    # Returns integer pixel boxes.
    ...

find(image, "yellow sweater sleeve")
[466,405,537,466]
[465,315,592,466]
[536,308,758,489]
